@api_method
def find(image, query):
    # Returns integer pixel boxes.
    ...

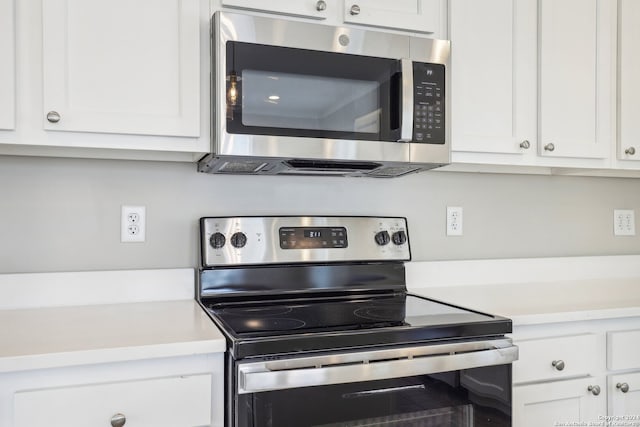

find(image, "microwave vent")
[367,166,423,177]
[285,159,381,172]
[218,160,268,173]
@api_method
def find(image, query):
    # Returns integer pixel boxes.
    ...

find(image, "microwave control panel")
[413,63,445,144]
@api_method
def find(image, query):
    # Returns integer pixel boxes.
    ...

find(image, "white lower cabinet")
[514,376,606,427]
[14,374,212,427]
[608,372,640,416]
[512,320,640,427]
[0,353,224,427]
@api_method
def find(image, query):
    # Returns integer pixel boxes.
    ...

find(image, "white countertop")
[410,278,640,326]
[406,256,640,326]
[0,269,226,374]
[0,300,226,373]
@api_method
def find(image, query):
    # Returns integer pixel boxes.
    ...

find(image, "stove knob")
[209,232,226,249]
[230,232,247,248]
[374,230,390,246]
[392,230,407,245]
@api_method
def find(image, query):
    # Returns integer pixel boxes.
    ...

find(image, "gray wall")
[1,155,639,274]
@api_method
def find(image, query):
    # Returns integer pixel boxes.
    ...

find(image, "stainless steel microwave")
[198,11,451,178]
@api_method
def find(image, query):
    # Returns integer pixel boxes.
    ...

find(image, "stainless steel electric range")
[197,216,518,427]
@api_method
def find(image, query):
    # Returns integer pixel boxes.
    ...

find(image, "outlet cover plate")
[121,205,146,242]
[614,209,635,236]
[447,206,463,236]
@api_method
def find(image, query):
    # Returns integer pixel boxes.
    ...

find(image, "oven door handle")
[237,339,518,394]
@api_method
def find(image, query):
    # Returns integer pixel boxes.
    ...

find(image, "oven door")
[233,339,517,427]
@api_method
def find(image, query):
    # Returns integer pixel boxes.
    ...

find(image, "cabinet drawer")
[513,334,598,384]
[14,374,212,427]
[608,329,640,370]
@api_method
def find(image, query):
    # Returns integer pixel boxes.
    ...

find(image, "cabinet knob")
[316,0,326,11]
[544,143,555,152]
[625,147,636,156]
[350,4,361,15]
[617,382,630,393]
[46,111,61,123]
[587,385,601,396]
[110,413,126,427]
[551,360,565,371]
[519,140,531,149]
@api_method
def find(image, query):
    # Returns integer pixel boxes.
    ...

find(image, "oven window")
[235,365,511,427]
[225,41,402,142]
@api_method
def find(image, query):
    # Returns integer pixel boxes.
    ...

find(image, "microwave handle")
[399,58,414,142]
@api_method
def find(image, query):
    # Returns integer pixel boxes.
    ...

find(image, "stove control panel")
[200,216,410,267]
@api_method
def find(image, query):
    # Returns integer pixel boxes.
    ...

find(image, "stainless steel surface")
[237,339,518,394]
[46,111,60,123]
[201,216,410,267]
[616,382,630,393]
[625,147,636,156]
[316,0,326,11]
[399,58,414,142]
[587,385,601,396]
[201,11,451,177]
[519,140,531,149]
[544,143,555,152]
[552,360,565,371]
[349,4,361,15]
[110,413,126,427]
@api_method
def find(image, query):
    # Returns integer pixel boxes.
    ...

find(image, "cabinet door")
[221,0,331,20]
[618,0,640,162]
[609,372,640,416]
[538,0,613,159]
[513,377,606,427]
[449,0,536,156]
[342,0,444,36]
[14,374,212,427]
[42,0,200,137]
[0,0,15,130]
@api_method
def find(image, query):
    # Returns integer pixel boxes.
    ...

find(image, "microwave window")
[225,41,402,142]
[241,70,380,134]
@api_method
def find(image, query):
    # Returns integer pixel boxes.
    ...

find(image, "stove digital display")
[280,227,348,249]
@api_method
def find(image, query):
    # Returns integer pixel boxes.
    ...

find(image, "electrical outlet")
[614,209,635,236]
[446,206,463,236]
[121,205,146,242]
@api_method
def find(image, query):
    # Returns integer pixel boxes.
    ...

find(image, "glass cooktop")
[205,293,511,358]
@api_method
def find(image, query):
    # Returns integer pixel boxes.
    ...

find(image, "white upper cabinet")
[617,0,640,163]
[342,0,444,36]
[449,0,536,156]
[220,0,331,20]
[42,0,200,137]
[538,0,613,160]
[0,0,15,130]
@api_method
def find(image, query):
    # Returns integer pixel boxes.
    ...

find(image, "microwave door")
[224,41,403,145]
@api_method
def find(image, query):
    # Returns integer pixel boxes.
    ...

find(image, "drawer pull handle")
[350,4,361,15]
[617,382,630,393]
[316,0,326,11]
[551,360,565,371]
[519,140,531,149]
[111,413,126,427]
[544,143,555,152]
[46,111,61,123]
[587,385,601,396]
[625,147,636,156]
